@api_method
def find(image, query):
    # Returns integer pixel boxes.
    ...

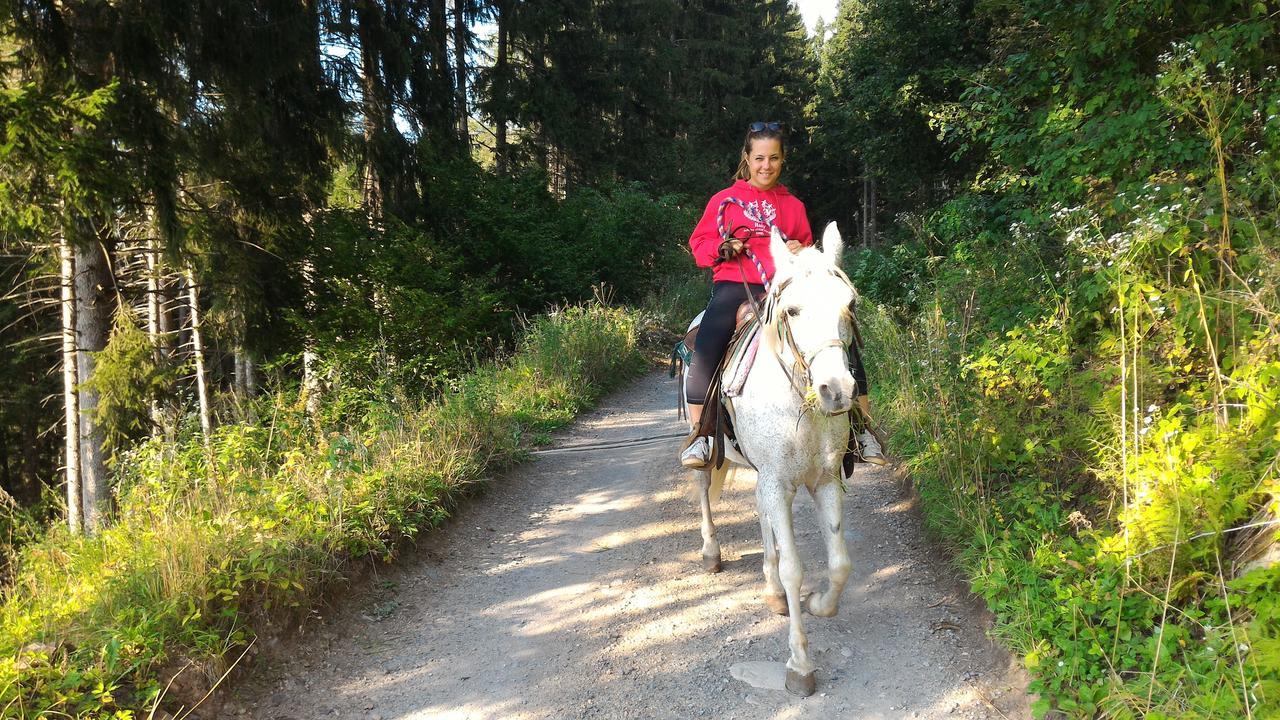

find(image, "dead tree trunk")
[183,266,213,442]
[74,229,111,533]
[145,231,166,429]
[60,231,82,533]
[233,350,258,399]
[233,305,257,401]
[299,255,322,419]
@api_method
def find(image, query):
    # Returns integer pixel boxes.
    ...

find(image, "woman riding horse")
[680,121,885,470]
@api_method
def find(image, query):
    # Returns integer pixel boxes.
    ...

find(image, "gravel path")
[228,371,1033,719]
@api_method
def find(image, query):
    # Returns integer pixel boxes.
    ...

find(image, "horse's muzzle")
[815,379,854,415]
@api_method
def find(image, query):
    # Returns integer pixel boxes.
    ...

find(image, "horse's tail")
[709,463,730,504]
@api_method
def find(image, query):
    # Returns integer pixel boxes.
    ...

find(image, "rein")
[714,195,777,344]
[714,196,779,291]
[712,195,856,412]
[762,274,856,409]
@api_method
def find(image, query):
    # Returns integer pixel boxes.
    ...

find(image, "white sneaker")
[858,430,888,466]
[681,436,712,468]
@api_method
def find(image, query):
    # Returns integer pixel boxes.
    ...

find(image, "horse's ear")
[770,227,793,276]
[821,222,843,263]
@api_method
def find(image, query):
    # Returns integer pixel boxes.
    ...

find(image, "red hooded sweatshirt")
[688,179,814,285]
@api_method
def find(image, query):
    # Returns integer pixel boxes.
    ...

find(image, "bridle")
[761,271,857,410]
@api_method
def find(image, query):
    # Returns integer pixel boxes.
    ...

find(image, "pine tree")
[809,0,989,230]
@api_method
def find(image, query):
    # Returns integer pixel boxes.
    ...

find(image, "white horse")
[685,222,857,697]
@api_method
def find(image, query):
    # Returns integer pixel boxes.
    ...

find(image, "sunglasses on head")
[748,121,784,133]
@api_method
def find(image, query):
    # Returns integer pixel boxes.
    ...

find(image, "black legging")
[686,281,869,406]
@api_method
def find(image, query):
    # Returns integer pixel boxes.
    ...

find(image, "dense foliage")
[0,0,812,521]
[837,1,1280,716]
[2,302,649,716]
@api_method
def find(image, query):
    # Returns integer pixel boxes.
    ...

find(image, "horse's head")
[766,223,858,415]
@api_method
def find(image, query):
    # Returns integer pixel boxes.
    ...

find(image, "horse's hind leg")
[697,469,722,573]
[758,510,788,615]
[756,478,816,696]
[807,480,852,617]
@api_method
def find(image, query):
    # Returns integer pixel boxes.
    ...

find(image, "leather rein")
[713,196,857,409]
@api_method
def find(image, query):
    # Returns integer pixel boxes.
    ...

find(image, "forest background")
[1,0,1278,717]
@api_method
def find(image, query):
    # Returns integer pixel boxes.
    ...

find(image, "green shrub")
[846,5,1280,715]
[0,301,647,718]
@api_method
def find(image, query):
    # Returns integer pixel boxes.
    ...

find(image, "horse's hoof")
[703,554,722,573]
[806,595,838,617]
[764,593,789,616]
[784,669,816,697]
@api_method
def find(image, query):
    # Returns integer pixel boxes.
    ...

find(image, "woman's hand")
[786,239,803,255]
[717,238,745,260]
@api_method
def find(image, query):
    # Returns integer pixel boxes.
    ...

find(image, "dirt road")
[231,371,1032,719]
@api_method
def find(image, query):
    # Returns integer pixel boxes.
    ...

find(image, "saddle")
[670,297,880,472]
[669,302,761,469]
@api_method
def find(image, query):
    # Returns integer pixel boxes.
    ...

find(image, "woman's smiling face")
[744,137,784,191]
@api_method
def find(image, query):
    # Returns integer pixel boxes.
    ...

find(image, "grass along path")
[2,303,649,718]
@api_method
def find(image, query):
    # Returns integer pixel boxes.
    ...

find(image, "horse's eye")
[786,306,800,317]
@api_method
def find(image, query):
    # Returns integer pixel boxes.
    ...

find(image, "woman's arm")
[688,194,727,268]
[783,200,814,254]
[794,203,814,246]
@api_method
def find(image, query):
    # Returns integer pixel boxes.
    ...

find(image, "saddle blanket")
[723,323,761,397]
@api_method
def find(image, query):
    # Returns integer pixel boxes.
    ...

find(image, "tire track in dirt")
[227,371,1032,719]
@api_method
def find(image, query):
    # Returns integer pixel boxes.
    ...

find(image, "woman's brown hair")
[734,123,787,180]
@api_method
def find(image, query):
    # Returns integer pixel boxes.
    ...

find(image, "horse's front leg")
[758,508,788,615]
[806,479,851,617]
[756,476,816,696]
[697,468,722,573]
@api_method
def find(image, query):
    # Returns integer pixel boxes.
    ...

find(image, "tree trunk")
[358,0,389,219]
[299,253,322,418]
[494,0,509,173]
[861,170,877,247]
[233,306,257,401]
[453,0,469,146]
[184,266,214,442]
[234,349,257,398]
[157,271,173,348]
[0,424,9,494]
[74,230,110,533]
[19,411,41,502]
[429,0,453,142]
[868,177,877,246]
[146,231,166,429]
[174,270,190,356]
[0,428,14,506]
[60,232,82,532]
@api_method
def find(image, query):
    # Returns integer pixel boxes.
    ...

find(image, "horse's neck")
[741,321,805,413]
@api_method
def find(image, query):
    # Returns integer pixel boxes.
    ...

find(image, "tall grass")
[856,208,1280,717]
[641,269,709,334]
[0,301,648,718]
